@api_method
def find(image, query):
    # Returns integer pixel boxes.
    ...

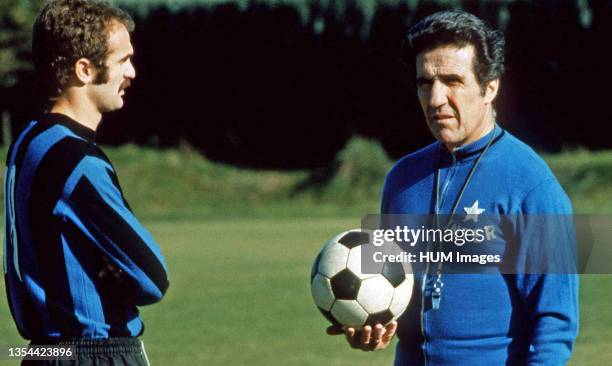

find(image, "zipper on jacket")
[439,152,457,210]
[420,151,457,365]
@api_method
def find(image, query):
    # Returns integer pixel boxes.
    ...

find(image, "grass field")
[0,144,611,364]
[1,218,611,365]
[0,217,399,365]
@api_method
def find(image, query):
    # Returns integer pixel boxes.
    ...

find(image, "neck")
[49,91,102,131]
[444,108,495,152]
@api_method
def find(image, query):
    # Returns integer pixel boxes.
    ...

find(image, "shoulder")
[500,132,551,171]
[490,131,571,213]
[27,124,112,191]
[14,119,101,163]
[494,131,557,185]
[37,133,107,171]
[10,119,107,183]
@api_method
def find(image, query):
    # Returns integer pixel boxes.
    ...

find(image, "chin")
[433,129,459,144]
[106,99,124,112]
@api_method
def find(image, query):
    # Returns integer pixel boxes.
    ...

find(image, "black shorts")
[22,337,150,366]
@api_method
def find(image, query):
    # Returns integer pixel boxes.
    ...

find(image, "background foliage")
[0,0,43,88]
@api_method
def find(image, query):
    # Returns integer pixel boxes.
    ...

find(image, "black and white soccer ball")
[310,229,413,329]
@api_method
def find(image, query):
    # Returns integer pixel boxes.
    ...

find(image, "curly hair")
[403,10,505,92]
[32,0,134,99]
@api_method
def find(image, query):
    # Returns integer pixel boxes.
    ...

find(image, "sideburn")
[92,64,109,85]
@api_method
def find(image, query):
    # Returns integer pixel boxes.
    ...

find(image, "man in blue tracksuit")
[4,1,168,364]
[331,10,578,365]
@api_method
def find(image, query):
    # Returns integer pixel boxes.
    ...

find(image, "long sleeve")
[58,151,169,305]
[514,178,579,365]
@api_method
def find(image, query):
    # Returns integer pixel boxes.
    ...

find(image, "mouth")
[431,114,454,121]
[119,81,131,96]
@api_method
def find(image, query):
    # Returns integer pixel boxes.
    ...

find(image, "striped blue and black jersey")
[3,113,169,340]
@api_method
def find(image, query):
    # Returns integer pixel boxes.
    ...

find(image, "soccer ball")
[310,229,413,329]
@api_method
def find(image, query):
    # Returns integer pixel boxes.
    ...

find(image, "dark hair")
[404,10,505,90]
[32,0,134,99]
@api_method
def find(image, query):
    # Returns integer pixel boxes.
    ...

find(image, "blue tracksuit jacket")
[381,125,579,365]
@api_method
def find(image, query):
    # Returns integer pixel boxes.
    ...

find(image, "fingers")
[345,327,357,348]
[381,321,397,344]
[340,323,397,351]
[360,325,373,346]
[98,259,124,280]
[349,325,378,351]
[371,324,385,348]
[109,263,123,278]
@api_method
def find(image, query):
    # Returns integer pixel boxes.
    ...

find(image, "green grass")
[572,275,612,366]
[0,218,396,365]
[0,144,610,364]
[1,218,610,365]
[138,218,395,365]
[544,149,612,214]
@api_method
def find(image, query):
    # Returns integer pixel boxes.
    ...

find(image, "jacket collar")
[438,124,504,164]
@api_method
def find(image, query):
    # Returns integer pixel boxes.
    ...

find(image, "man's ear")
[484,78,499,104]
[74,58,95,84]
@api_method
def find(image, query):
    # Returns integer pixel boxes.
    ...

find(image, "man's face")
[416,45,497,150]
[88,22,135,113]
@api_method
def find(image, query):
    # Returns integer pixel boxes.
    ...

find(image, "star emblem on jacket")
[464,200,485,222]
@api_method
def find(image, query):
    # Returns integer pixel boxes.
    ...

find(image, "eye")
[443,77,463,87]
[416,78,432,87]
[120,55,132,64]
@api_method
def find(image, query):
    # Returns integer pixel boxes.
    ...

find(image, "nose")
[125,60,136,79]
[428,80,447,109]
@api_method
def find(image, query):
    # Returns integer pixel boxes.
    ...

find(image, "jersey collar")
[39,113,96,142]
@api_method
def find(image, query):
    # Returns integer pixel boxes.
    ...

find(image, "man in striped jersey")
[3,1,169,364]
